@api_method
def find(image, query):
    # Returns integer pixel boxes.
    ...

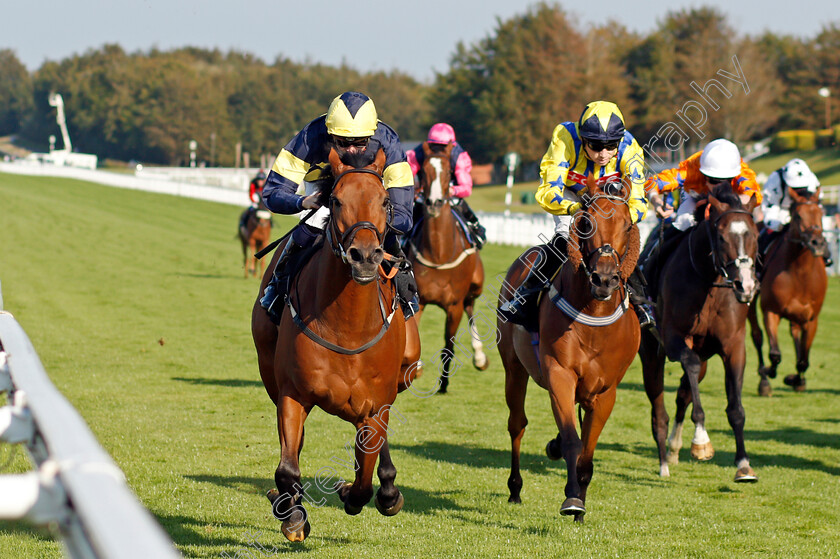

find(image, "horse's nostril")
[349,248,363,263]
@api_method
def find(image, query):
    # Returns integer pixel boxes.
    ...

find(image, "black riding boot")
[498,234,567,329]
[452,198,486,249]
[385,236,419,319]
[259,238,304,324]
[627,267,656,329]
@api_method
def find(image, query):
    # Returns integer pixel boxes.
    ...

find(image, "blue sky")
[3,0,838,83]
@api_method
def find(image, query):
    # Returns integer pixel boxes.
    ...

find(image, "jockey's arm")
[535,125,576,215]
[450,150,473,198]
[262,148,309,214]
[382,158,416,235]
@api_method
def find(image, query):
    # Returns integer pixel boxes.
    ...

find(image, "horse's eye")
[382,198,389,208]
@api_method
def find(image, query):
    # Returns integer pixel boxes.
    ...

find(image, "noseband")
[326,168,393,263]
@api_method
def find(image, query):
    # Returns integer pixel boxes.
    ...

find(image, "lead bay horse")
[240,200,272,278]
[497,177,640,522]
[251,148,421,542]
[407,141,486,394]
[748,187,828,395]
[638,188,760,482]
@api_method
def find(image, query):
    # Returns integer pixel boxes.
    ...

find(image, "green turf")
[749,149,840,186]
[1,172,839,558]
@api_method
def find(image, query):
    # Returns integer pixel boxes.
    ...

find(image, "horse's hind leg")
[269,395,312,542]
[336,416,387,515]
[639,328,670,475]
[374,439,404,516]
[464,297,490,371]
[785,319,816,392]
[503,353,529,504]
[762,310,782,379]
[748,300,772,396]
[722,346,757,482]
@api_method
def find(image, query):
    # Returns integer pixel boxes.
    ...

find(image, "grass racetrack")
[1,172,839,558]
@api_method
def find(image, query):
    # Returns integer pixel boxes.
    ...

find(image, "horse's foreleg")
[504,356,529,504]
[337,417,386,515]
[640,329,670,475]
[676,347,713,462]
[399,316,422,392]
[464,298,489,371]
[270,395,311,542]
[762,310,782,379]
[722,345,757,482]
[547,369,584,517]
[576,387,618,523]
[437,303,465,394]
[374,439,404,516]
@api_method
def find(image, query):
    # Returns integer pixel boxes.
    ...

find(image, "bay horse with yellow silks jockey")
[638,186,760,483]
[251,148,421,542]
[497,176,640,522]
[406,141,486,394]
[239,199,273,278]
[748,186,828,395]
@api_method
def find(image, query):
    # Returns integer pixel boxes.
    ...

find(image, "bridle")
[325,168,393,264]
[788,198,825,253]
[578,192,633,283]
[689,207,755,288]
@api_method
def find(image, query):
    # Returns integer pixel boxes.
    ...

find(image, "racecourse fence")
[0,306,181,558]
[2,162,838,275]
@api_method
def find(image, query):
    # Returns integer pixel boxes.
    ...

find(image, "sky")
[3,0,839,83]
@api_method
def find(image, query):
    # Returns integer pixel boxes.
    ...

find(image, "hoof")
[545,439,562,461]
[573,512,585,524]
[758,378,772,397]
[473,355,489,371]
[783,374,806,392]
[690,442,715,461]
[280,507,310,542]
[666,450,679,465]
[659,464,670,477]
[734,466,758,483]
[759,366,776,380]
[335,482,364,515]
[374,491,404,516]
[560,497,585,516]
[508,495,522,504]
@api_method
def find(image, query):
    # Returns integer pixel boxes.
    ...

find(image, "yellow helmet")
[578,101,626,142]
[325,92,378,138]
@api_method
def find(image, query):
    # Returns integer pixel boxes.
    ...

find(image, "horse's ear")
[329,147,349,176]
[707,195,725,217]
[444,142,454,157]
[787,186,804,205]
[745,192,759,212]
[371,148,386,174]
[586,173,599,195]
[422,141,431,157]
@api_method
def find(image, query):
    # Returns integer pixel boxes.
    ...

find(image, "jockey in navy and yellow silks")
[535,101,648,227]
[499,100,655,329]
[262,93,414,234]
[259,92,418,323]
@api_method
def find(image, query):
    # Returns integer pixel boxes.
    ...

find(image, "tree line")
[1,3,838,168]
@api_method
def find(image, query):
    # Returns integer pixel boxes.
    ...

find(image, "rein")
[287,166,400,355]
[553,192,633,326]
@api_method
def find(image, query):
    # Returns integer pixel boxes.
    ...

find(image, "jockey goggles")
[333,136,370,149]
[585,139,619,152]
[703,175,731,186]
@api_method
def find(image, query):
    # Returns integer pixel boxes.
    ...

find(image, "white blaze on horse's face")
[728,219,756,296]
[428,157,444,203]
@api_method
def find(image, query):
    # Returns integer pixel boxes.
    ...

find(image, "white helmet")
[782,158,817,190]
[699,139,741,179]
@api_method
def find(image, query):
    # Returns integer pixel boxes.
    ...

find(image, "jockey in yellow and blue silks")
[259,91,418,323]
[499,101,654,328]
